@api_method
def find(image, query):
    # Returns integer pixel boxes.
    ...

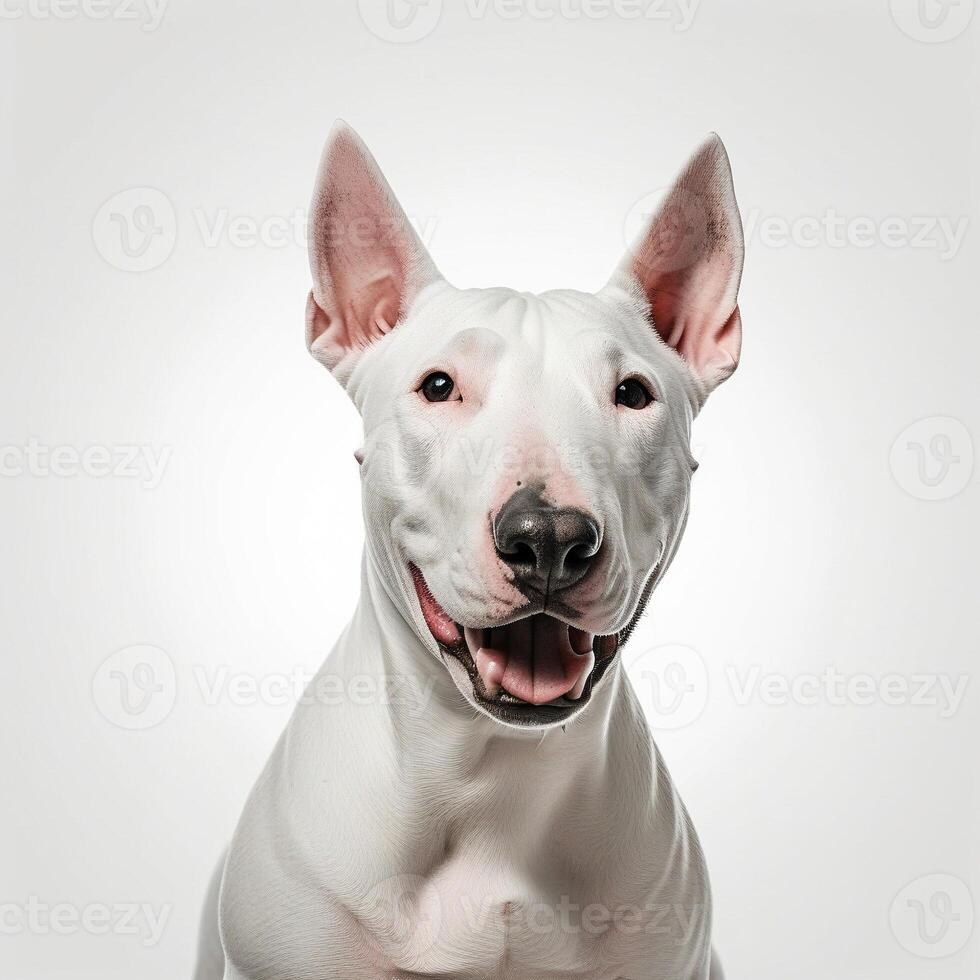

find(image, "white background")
[2,1,978,977]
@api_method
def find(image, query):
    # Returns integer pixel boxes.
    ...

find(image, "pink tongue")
[475,616,594,706]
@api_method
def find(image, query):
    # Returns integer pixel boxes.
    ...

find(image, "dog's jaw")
[410,562,622,729]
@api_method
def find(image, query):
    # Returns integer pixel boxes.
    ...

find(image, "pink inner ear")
[645,254,742,383]
[624,135,744,388]
[307,124,438,371]
[674,304,742,383]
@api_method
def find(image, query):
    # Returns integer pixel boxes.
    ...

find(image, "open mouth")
[410,564,620,726]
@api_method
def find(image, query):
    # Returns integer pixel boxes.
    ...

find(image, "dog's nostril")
[498,541,537,567]
[493,488,601,593]
[565,542,596,568]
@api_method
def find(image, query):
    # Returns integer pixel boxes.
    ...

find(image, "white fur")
[198,124,743,980]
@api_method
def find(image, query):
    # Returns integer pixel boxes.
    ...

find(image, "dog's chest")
[350,830,711,980]
[224,802,711,980]
[222,684,713,980]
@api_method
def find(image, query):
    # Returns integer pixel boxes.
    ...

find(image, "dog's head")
[306,123,743,730]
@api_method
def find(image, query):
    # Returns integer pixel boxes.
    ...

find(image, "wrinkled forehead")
[350,283,697,415]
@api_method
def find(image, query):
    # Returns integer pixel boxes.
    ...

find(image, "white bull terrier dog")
[196,122,744,980]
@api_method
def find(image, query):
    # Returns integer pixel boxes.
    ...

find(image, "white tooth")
[463,627,483,657]
[569,652,595,702]
[569,671,589,701]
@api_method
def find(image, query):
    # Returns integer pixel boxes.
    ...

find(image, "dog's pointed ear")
[609,134,744,394]
[306,121,441,377]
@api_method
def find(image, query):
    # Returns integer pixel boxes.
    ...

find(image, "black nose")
[493,488,601,595]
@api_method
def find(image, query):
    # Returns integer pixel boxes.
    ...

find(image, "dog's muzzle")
[409,563,620,728]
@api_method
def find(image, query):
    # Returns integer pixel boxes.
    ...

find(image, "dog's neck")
[308,552,666,914]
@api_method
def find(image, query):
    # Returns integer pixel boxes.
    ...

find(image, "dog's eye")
[420,371,455,403]
[615,378,654,410]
